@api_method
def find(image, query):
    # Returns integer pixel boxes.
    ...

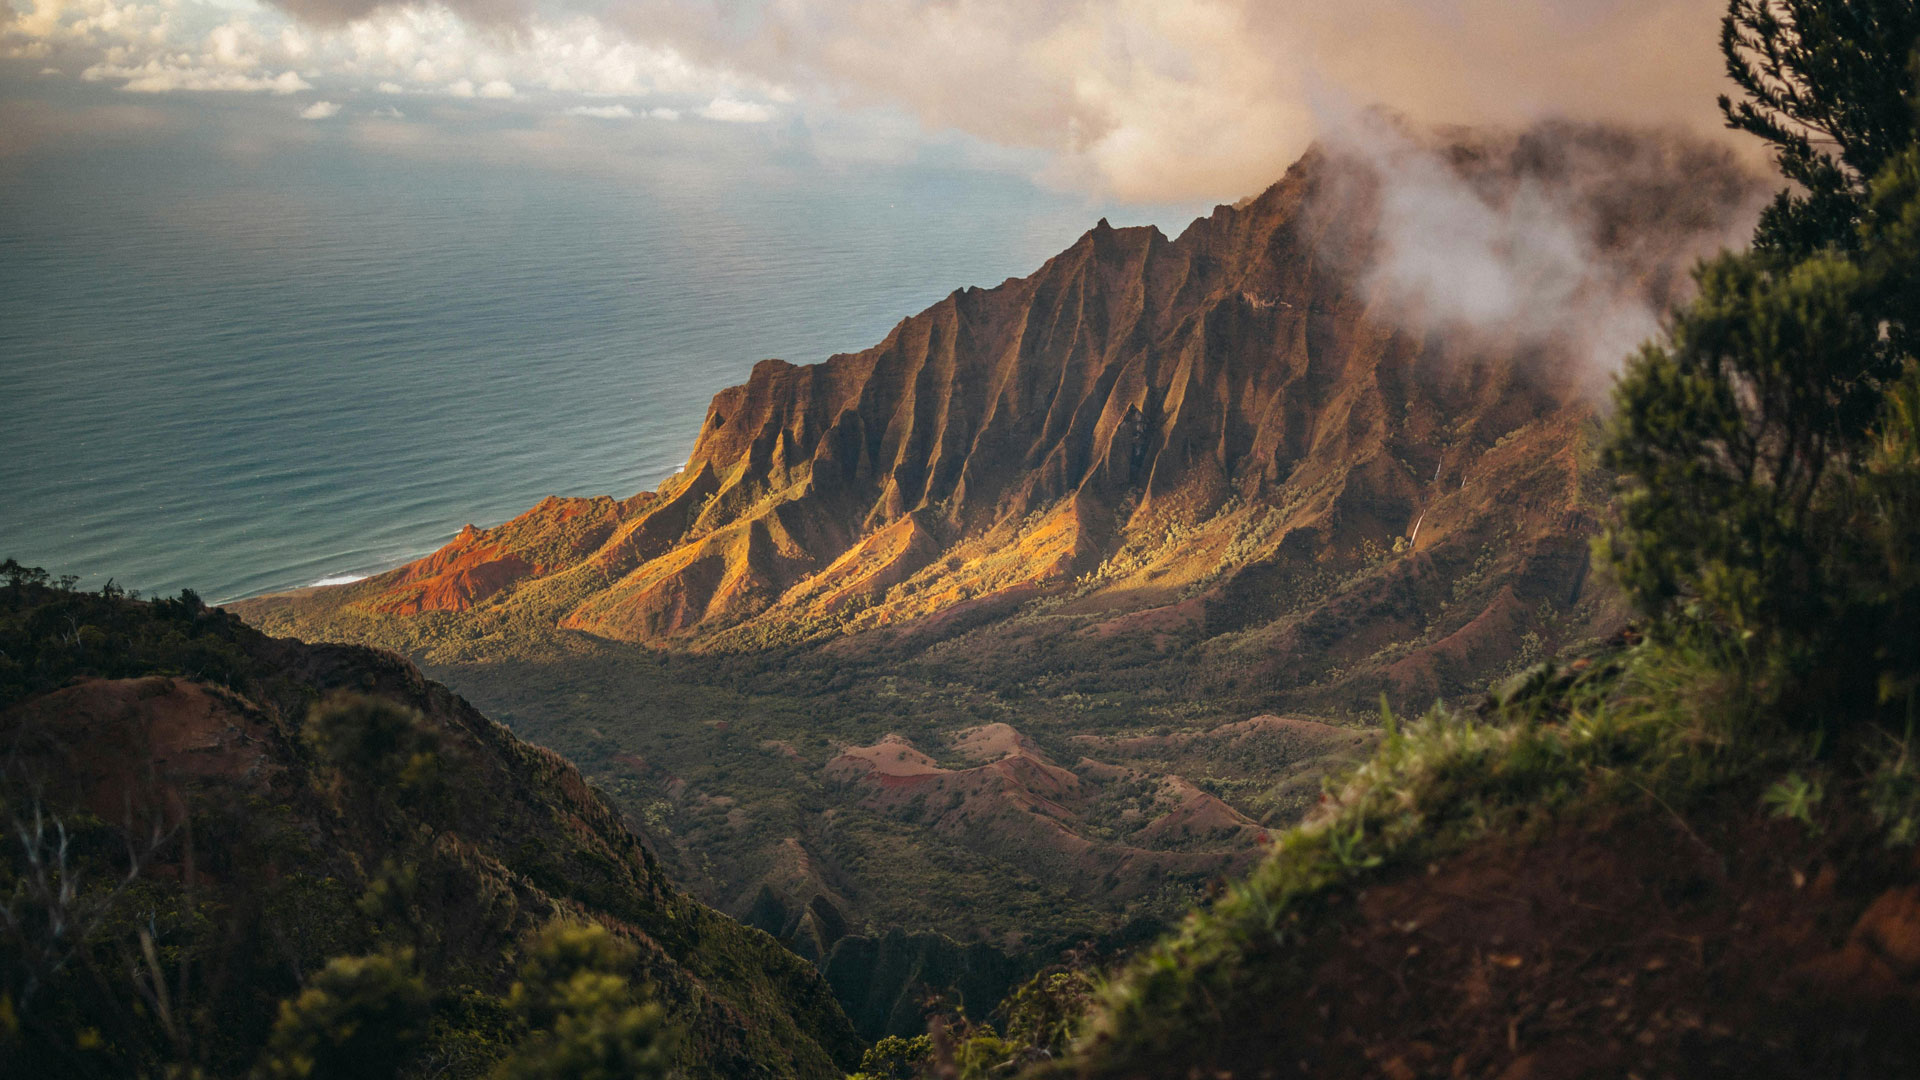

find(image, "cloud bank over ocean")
[3,0,1739,202]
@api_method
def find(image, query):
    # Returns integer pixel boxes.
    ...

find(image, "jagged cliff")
[246,124,1758,706]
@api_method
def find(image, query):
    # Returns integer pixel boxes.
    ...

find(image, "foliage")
[1059,636,1800,1072]
[995,970,1095,1059]
[1864,718,1920,844]
[1604,0,1920,722]
[0,559,254,711]
[258,950,431,1080]
[848,1033,931,1080]
[492,922,677,1080]
[0,573,859,1079]
[303,693,445,801]
[1720,0,1920,256]
[1761,771,1825,830]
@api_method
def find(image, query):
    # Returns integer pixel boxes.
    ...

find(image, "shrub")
[1602,2,1920,721]
[258,950,430,1080]
[492,922,676,1080]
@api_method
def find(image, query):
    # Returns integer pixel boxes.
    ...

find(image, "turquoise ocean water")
[1,130,1206,602]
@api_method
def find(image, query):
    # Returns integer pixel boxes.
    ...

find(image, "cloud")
[8,0,1748,203]
[574,0,1736,200]
[83,61,313,95]
[663,0,1732,201]
[4,0,766,115]
[369,103,403,117]
[646,106,678,121]
[697,96,773,123]
[300,99,340,118]
[1307,113,1771,384]
[566,103,632,119]
[240,0,1740,200]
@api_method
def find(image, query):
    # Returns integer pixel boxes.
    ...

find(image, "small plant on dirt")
[1762,773,1825,834]
[1323,820,1383,873]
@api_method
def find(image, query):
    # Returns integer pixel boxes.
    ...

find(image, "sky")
[2,0,1740,205]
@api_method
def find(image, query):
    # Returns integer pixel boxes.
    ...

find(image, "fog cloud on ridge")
[1306,109,1772,385]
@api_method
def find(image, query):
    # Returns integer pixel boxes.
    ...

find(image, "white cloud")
[369,103,403,117]
[591,0,1730,200]
[0,0,1738,202]
[299,99,338,118]
[83,59,312,94]
[565,103,632,119]
[697,97,773,124]
[646,106,678,121]
[39,66,62,75]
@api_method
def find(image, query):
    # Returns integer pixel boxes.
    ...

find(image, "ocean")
[1,128,1208,603]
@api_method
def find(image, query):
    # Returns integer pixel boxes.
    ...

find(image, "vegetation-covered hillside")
[0,562,860,1078]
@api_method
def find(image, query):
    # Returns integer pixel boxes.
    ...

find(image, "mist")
[1307,112,1773,388]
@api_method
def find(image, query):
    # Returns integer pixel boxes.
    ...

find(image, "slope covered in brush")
[0,564,859,1079]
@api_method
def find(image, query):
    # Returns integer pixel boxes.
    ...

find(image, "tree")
[1721,0,1920,256]
[851,1034,932,1080]
[302,694,443,799]
[1604,0,1920,716]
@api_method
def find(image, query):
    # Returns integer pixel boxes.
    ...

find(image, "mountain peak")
[242,124,1762,706]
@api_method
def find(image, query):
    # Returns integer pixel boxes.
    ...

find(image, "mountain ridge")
[244,124,1762,709]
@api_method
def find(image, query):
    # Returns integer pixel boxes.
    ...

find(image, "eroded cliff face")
[246,124,1760,703]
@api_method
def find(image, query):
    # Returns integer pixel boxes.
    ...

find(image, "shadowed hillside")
[0,567,859,1078]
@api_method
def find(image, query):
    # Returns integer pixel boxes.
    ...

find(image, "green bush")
[1603,1,1920,721]
[304,694,445,798]
[259,950,431,1079]
[492,922,676,1080]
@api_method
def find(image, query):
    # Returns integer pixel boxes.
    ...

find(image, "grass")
[1052,632,1884,1073]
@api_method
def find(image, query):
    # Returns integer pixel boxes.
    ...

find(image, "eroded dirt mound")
[821,722,1343,903]
[6,677,285,824]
